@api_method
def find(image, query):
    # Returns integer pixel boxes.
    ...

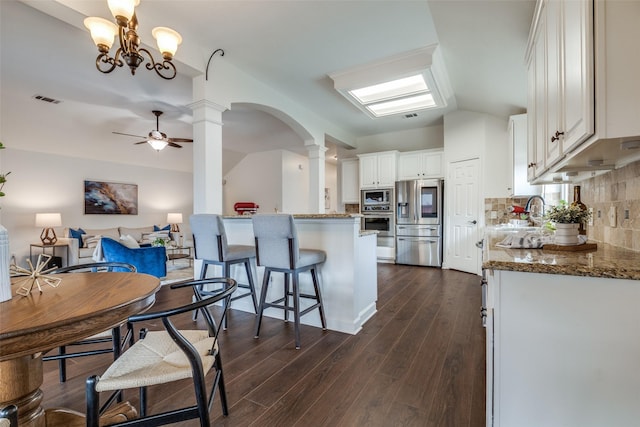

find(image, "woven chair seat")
[96,330,216,392]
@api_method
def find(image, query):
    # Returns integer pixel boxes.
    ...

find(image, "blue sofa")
[100,237,167,278]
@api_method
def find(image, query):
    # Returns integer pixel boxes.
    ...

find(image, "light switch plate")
[609,206,617,228]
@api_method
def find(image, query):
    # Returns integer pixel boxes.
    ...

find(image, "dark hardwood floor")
[41,264,486,426]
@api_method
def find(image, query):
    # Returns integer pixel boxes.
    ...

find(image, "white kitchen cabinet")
[525,0,593,178]
[340,158,359,204]
[508,114,540,196]
[357,151,398,189]
[486,269,640,427]
[397,149,443,180]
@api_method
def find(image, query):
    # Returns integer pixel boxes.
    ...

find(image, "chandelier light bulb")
[107,0,140,24]
[152,27,182,60]
[84,17,118,52]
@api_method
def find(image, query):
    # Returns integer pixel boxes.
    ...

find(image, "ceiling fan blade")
[168,142,183,148]
[113,131,146,138]
[168,138,193,143]
[134,141,148,145]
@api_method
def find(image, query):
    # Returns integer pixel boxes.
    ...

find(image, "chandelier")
[84,0,182,80]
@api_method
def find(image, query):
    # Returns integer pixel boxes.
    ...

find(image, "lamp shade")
[147,139,168,151]
[107,0,139,22]
[152,27,182,59]
[35,213,62,228]
[167,213,183,224]
[84,17,118,50]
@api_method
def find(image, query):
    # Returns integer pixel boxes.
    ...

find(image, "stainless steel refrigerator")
[395,179,443,267]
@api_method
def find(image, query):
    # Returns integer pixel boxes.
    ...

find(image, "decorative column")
[306,143,327,214]
[189,99,225,214]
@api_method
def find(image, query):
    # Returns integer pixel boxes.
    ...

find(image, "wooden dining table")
[0,272,161,427]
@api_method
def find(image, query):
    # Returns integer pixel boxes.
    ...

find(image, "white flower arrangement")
[544,200,591,224]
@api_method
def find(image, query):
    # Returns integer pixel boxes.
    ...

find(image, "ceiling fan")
[113,110,193,151]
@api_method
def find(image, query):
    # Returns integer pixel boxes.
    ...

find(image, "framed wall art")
[84,180,138,215]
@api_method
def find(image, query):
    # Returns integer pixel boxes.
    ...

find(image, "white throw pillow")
[83,235,102,249]
[120,234,140,249]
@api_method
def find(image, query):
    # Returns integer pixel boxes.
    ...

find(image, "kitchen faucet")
[525,195,546,219]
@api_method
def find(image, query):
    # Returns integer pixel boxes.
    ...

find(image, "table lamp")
[35,213,62,245]
[167,213,182,233]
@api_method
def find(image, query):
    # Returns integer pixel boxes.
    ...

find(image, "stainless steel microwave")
[361,188,393,212]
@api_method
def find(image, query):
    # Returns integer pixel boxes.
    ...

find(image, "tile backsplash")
[484,196,531,226]
[581,160,640,251]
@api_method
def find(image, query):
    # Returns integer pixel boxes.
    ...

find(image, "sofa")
[100,237,167,278]
[63,225,173,265]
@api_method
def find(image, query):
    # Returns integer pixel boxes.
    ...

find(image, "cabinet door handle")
[551,131,564,142]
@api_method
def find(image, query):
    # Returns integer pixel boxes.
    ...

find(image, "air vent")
[404,113,418,119]
[33,95,62,104]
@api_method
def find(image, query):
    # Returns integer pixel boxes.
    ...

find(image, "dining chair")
[0,405,18,427]
[86,277,237,427]
[190,214,258,329]
[42,262,137,383]
[252,214,327,349]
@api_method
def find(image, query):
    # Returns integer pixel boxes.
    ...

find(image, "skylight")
[329,46,450,119]
[348,75,437,117]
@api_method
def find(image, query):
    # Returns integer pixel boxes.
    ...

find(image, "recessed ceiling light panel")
[349,75,428,104]
[329,46,450,119]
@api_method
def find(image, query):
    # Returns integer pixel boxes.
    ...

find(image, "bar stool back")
[252,214,327,349]
[190,214,258,329]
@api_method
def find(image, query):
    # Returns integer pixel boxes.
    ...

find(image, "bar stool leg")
[244,259,258,313]
[311,267,327,330]
[284,272,290,323]
[254,269,271,339]
[293,271,301,350]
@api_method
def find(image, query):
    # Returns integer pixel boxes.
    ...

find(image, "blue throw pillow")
[69,228,86,246]
[154,224,172,239]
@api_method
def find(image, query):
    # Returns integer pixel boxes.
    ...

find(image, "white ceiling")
[2,0,535,169]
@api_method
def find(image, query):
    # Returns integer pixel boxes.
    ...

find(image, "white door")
[447,158,480,274]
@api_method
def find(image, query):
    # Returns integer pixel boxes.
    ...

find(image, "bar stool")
[252,214,327,349]
[190,214,258,329]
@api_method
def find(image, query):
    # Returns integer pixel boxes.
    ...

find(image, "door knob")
[468,220,477,225]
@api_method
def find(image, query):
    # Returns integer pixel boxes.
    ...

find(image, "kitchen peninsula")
[199,214,376,335]
[482,227,640,427]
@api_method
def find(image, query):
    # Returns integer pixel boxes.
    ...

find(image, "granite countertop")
[483,227,640,280]
[224,213,362,219]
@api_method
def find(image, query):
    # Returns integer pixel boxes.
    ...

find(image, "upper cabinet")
[397,149,444,180]
[357,151,398,189]
[340,158,360,204]
[508,114,541,197]
[525,0,594,179]
[526,0,640,183]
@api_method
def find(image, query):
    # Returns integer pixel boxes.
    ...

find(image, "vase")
[554,223,580,246]
[0,224,11,302]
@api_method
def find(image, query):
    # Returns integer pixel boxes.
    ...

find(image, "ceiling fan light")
[107,0,139,23]
[152,27,182,60]
[84,17,118,52]
[147,139,168,151]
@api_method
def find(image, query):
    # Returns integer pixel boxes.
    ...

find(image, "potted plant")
[544,200,592,245]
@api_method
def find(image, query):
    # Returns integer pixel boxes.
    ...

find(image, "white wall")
[443,110,510,198]
[1,148,193,265]
[339,125,444,158]
[483,115,510,197]
[325,161,337,213]
[224,150,282,215]
[281,151,310,214]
